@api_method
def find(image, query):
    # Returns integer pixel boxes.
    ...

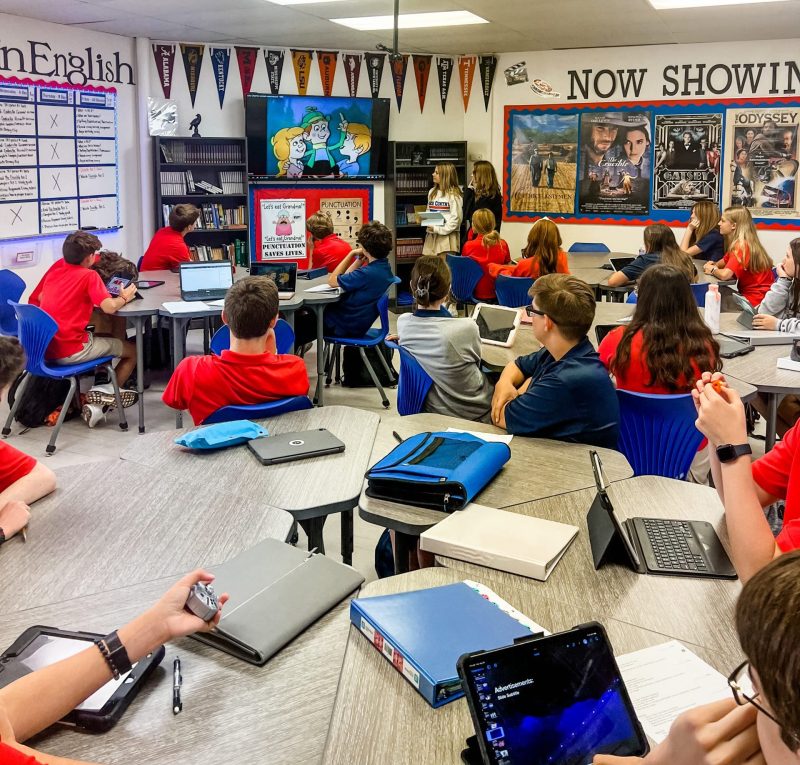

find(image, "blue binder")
[350,582,537,707]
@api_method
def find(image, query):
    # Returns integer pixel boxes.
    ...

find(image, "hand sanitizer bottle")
[704,283,721,334]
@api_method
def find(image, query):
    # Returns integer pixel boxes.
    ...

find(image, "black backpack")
[6,373,74,428]
[341,343,397,388]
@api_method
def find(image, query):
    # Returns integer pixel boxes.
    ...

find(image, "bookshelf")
[153,137,250,266]
[384,141,468,308]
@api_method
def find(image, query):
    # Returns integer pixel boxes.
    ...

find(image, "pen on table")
[392,431,403,444]
[173,657,182,715]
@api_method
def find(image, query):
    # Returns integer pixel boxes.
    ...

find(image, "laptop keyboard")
[641,518,708,572]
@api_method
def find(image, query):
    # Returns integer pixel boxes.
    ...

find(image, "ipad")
[472,304,522,348]
[136,279,165,289]
[247,428,345,465]
[609,256,635,272]
[106,275,131,296]
[718,336,755,358]
[458,623,648,765]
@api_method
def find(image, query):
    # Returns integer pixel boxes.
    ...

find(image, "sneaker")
[86,383,138,409]
[82,403,108,428]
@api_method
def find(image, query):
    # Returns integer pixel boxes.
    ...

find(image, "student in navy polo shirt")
[491,273,620,448]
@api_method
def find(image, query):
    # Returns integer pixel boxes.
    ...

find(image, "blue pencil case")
[175,420,269,451]
[364,431,511,512]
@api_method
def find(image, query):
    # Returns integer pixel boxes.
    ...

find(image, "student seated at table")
[595,551,800,765]
[306,211,351,272]
[461,209,511,301]
[0,570,226,765]
[491,274,619,447]
[703,206,773,307]
[393,255,493,422]
[0,338,56,547]
[680,200,724,261]
[139,203,200,271]
[489,217,569,280]
[162,276,308,425]
[607,224,697,288]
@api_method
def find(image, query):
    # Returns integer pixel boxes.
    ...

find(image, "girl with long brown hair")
[680,200,724,261]
[608,223,696,287]
[422,163,463,258]
[461,160,503,245]
[489,217,569,279]
[461,209,511,300]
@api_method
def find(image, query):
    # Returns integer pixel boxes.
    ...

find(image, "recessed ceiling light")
[264,0,347,5]
[649,0,790,8]
[331,10,488,31]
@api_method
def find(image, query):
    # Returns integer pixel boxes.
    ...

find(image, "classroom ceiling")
[2,0,800,53]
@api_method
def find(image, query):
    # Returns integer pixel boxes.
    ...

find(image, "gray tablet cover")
[192,539,364,665]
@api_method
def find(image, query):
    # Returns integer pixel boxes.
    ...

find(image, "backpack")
[6,373,75,428]
[341,343,397,388]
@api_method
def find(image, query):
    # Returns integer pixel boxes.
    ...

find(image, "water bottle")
[704,283,721,334]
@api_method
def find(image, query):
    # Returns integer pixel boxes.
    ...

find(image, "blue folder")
[350,582,536,707]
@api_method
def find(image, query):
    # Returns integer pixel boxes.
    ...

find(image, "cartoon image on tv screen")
[267,96,373,179]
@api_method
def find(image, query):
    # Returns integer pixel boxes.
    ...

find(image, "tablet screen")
[461,624,647,765]
[475,306,518,344]
[106,276,131,296]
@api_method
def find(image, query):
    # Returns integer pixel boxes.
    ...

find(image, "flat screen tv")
[245,93,390,180]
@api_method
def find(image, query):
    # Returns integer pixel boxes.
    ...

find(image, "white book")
[419,504,578,581]
[161,301,210,313]
[777,356,800,372]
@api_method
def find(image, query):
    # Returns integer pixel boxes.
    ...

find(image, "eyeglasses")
[525,305,546,318]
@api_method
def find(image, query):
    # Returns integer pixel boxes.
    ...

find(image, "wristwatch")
[716,443,752,463]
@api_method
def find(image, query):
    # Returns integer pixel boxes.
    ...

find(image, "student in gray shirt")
[394,255,494,422]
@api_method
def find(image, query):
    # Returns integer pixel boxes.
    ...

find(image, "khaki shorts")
[54,334,124,365]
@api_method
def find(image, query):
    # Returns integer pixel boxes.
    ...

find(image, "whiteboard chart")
[0,77,119,240]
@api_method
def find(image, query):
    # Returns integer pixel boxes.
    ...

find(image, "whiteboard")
[0,78,119,240]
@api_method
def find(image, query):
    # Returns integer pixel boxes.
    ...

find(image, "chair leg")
[324,343,336,386]
[203,317,211,355]
[107,364,129,432]
[2,371,28,436]
[359,347,389,409]
[375,345,396,385]
[47,377,78,455]
[334,345,342,385]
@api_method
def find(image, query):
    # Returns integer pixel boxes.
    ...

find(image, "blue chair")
[210,318,295,356]
[568,242,610,253]
[495,275,535,308]
[690,282,709,307]
[384,340,433,416]
[0,270,25,336]
[2,303,128,454]
[616,389,704,480]
[323,293,395,409]
[203,395,313,424]
[446,255,483,315]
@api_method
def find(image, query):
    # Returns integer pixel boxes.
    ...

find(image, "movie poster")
[509,112,578,214]
[652,114,722,210]
[578,111,652,216]
[260,199,306,260]
[319,198,363,246]
[723,107,799,217]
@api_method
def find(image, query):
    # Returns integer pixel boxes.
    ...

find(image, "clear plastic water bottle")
[704,283,721,334]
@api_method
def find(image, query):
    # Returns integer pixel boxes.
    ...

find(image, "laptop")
[247,428,345,465]
[179,261,233,302]
[609,256,636,272]
[250,262,297,300]
[588,450,737,579]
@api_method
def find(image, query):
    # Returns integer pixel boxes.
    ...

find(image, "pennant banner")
[390,54,409,111]
[152,44,176,99]
[209,48,230,108]
[180,44,204,107]
[235,46,258,98]
[291,49,313,95]
[436,57,454,113]
[458,55,477,112]
[412,55,432,113]
[479,55,498,111]
[365,52,385,98]
[315,50,338,97]
[342,53,362,98]
[265,50,285,95]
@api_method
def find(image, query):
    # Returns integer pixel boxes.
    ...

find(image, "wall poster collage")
[504,98,800,228]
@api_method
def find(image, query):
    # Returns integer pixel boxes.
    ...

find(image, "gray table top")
[120,406,380,519]
[322,567,742,765]
[358,412,633,535]
[567,252,734,286]
[0,460,294,613]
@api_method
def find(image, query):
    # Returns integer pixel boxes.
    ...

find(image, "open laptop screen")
[180,262,233,294]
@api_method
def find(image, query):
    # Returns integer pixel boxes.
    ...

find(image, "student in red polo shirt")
[306,211,351,272]
[0,338,56,546]
[162,276,309,424]
[694,371,800,583]
[140,204,200,271]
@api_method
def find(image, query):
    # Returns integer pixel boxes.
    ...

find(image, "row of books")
[396,238,425,260]
[160,170,246,197]
[190,239,248,266]
[219,171,246,194]
[162,203,247,229]
[160,142,243,164]
[396,172,434,193]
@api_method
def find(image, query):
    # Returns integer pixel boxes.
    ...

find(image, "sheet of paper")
[445,428,513,444]
[161,301,210,313]
[305,284,341,294]
[206,298,226,307]
[616,315,633,324]
[616,640,730,744]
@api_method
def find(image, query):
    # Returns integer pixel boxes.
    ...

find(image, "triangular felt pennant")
[342,53,362,98]
[152,44,176,98]
[412,55,432,113]
[265,50,285,95]
[365,52,385,98]
[210,48,230,108]
[291,49,313,95]
[235,47,258,98]
[180,44,205,108]
[316,51,338,97]
[436,57,454,113]
[458,55,477,111]
[390,54,409,111]
[479,56,498,110]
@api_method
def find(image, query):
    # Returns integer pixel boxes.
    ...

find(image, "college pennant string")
[436,57,454,113]
[412,55,432,112]
[479,56,498,110]
[291,50,313,95]
[342,53,362,98]
[180,44,204,107]
[265,50,285,95]
[209,48,230,108]
[152,44,176,98]
[458,55,477,111]
[390,54,409,111]
[316,51,338,97]
[365,52,385,98]
[235,46,259,98]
